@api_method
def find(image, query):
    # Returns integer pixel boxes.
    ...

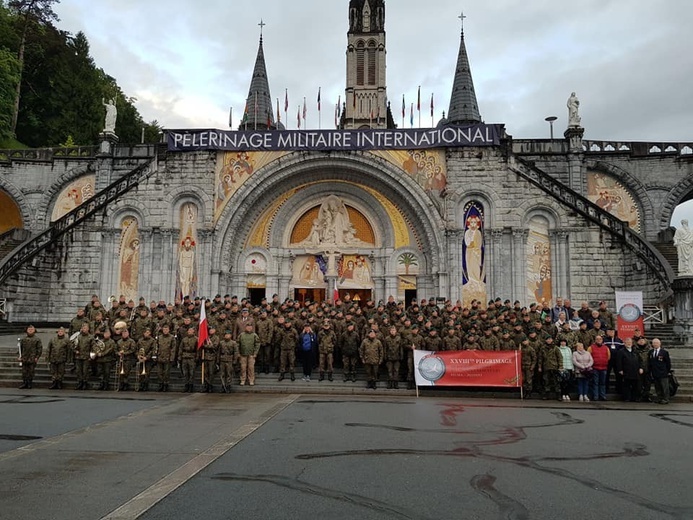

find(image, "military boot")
[352,373,357,383]
[49,381,59,390]
[407,381,414,390]
[387,380,393,389]
[319,373,325,382]
[290,373,296,381]
[278,373,285,381]
[372,381,377,389]
[26,381,33,389]
[343,373,349,382]
[57,381,63,389]
[328,372,333,382]
[163,384,169,392]
[393,380,399,389]
[158,383,164,392]
[208,385,214,393]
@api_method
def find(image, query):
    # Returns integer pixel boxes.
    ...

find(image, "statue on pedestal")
[567,92,581,128]
[103,98,117,134]
[674,219,693,276]
[296,195,369,248]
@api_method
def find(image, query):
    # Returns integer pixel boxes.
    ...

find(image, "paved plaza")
[0,388,691,520]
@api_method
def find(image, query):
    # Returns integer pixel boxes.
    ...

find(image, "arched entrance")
[0,190,23,234]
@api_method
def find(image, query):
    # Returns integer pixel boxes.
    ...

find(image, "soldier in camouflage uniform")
[407,325,425,389]
[360,330,384,389]
[201,327,219,392]
[156,325,176,392]
[539,337,563,401]
[317,322,337,381]
[340,322,360,382]
[218,331,239,392]
[479,328,500,351]
[520,338,536,398]
[499,330,516,351]
[73,323,93,390]
[18,325,43,389]
[424,329,443,352]
[382,326,403,389]
[95,329,116,390]
[277,321,298,381]
[116,329,137,391]
[256,310,274,374]
[442,328,462,351]
[178,327,199,392]
[237,323,260,386]
[136,329,157,391]
[47,327,70,389]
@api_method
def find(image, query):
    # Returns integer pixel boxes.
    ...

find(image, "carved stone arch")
[36,164,95,227]
[236,247,271,274]
[0,177,33,231]
[214,151,445,276]
[587,160,652,236]
[390,246,426,274]
[658,175,693,231]
[108,202,149,229]
[456,191,496,229]
[270,183,388,249]
[521,205,560,229]
[167,186,213,227]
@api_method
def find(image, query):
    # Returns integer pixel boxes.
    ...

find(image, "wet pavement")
[0,388,691,519]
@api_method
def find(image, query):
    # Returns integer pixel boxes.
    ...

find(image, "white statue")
[674,219,693,276]
[103,98,117,133]
[567,92,581,127]
[179,237,196,296]
[297,195,369,248]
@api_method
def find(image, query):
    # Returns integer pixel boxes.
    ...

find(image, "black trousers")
[622,378,640,402]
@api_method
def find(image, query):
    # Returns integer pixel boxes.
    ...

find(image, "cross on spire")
[458,11,467,33]
[259,19,266,38]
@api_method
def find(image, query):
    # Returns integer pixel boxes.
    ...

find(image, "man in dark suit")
[648,338,672,404]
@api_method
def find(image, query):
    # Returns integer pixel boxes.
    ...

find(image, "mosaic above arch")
[586,171,641,233]
[51,175,95,222]
[371,149,447,192]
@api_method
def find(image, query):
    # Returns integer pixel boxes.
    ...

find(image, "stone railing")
[510,156,675,293]
[582,140,693,157]
[0,158,156,285]
[0,146,98,162]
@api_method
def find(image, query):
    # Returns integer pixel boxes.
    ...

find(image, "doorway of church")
[404,290,417,307]
[294,288,326,305]
[339,289,372,306]
[247,288,266,306]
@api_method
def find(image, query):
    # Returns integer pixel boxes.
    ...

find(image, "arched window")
[356,41,365,86]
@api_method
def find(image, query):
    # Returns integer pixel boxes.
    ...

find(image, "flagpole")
[401,95,405,129]
[317,87,321,130]
[417,86,421,128]
[284,88,288,129]
[201,348,205,386]
[229,106,233,129]
[431,93,434,128]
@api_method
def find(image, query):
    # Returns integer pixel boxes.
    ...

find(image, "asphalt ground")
[1,389,692,520]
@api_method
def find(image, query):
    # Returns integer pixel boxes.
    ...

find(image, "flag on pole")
[303,97,307,122]
[410,103,414,127]
[277,97,281,123]
[333,288,339,302]
[401,95,405,119]
[197,299,208,349]
[430,93,434,117]
[317,87,321,112]
[297,105,301,129]
[242,100,249,129]
[284,89,289,112]
[335,103,339,128]
[417,86,421,112]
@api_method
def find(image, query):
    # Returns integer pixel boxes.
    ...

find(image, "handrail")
[643,306,665,325]
[0,158,155,285]
[510,156,675,295]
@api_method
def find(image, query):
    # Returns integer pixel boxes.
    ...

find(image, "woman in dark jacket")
[299,325,318,382]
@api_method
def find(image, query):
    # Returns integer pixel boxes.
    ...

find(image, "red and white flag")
[333,289,339,302]
[297,105,301,128]
[197,299,208,349]
[303,97,307,122]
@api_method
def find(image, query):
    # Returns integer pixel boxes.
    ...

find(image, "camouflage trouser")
[543,369,560,394]
[97,361,112,385]
[319,352,334,374]
[522,367,533,393]
[258,343,272,368]
[342,355,358,376]
[75,359,90,383]
[386,360,400,381]
[203,360,216,385]
[219,361,234,387]
[21,362,36,382]
[50,362,65,382]
[181,358,196,384]
[280,350,295,373]
[406,352,415,382]
[157,362,171,384]
[364,363,379,382]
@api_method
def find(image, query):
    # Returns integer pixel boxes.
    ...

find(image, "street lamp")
[545,116,558,139]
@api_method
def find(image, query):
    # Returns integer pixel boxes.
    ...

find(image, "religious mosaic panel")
[214,151,288,222]
[290,195,375,247]
[527,216,553,306]
[291,255,327,288]
[396,252,419,299]
[51,175,95,221]
[117,217,140,302]
[462,201,486,307]
[176,203,199,299]
[371,149,447,192]
[586,171,641,232]
[338,254,374,289]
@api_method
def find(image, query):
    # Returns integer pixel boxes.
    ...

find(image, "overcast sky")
[54,0,693,222]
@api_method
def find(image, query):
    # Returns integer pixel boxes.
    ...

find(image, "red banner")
[414,350,522,388]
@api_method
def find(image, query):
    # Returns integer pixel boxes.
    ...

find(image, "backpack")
[669,371,679,397]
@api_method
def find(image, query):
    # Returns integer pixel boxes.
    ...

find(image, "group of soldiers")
[17,292,652,396]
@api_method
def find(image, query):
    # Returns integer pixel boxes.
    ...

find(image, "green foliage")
[0,47,19,139]
[0,0,159,147]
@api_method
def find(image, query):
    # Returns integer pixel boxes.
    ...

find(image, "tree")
[0,48,20,140]
[398,253,418,275]
[8,0,60,136]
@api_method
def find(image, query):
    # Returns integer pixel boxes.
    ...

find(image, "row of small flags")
[238,86,436,129]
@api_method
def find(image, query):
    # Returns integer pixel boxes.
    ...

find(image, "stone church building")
[1,0,692,323]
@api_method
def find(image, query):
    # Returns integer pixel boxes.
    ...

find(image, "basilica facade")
[1,0,691,323]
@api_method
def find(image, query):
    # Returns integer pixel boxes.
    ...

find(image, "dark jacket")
[616,347,642,380]
[649,347,671,379]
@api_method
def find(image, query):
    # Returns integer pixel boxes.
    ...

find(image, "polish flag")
[333,289,339,302]
[197,299,208,349]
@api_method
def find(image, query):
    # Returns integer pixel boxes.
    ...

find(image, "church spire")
[240,21,278,131]
[446,12,481,125]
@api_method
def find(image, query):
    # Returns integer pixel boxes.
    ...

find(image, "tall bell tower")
[343,0,392,129]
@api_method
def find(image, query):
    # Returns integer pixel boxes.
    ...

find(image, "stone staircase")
[653,241,679,277]
[0,228,31,262]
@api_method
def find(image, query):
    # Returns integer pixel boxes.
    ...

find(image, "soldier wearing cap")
[234,307,256,340]
[18,325,43,389]
[73,323,94,390]
[178,327,198,392]
[442,327,462,351]
[407,325,425,388]
[135,328,157,391]
[256,309,274,374]
[317,321,337,381]
[359,330,383,389]
[237,323,260,386]
[47,327,70,389]
[95,329,116,390]
[156,324,176,392]
[520,338,537,398]
[277,320,298,381]
[218,331,239,392]
[479,327,500,351]
[340,322,360,382]
[424,328,443,352]
[463,333,479,351]
[382,326,403,389]
[499,330,516,351]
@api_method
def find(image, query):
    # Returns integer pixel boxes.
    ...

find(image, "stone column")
[160,229,174,301]
[672,277,693,345]
[100,229,120,297]
[564,126,585,194]
[489,229,505,299]
[550,230,569,300]
[445,229,462,304]
[512,228,528,304]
